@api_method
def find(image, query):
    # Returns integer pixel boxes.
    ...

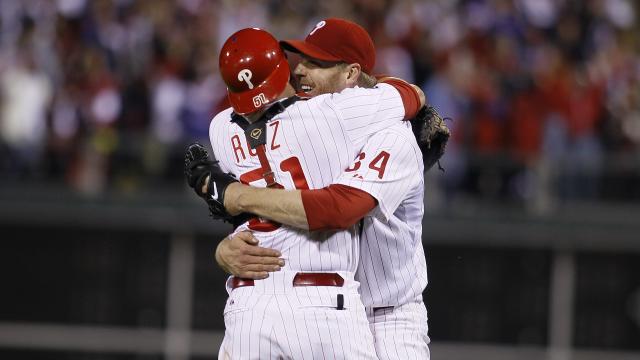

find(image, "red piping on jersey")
[301,184,377,231]
[378,78,421,119]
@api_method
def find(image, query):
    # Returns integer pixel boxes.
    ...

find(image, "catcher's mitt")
[410,105,450,172]
[184,143,237,222]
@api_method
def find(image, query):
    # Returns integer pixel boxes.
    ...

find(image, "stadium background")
[1,0,639,359]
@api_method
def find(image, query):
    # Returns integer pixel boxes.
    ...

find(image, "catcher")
[186,18,449,359]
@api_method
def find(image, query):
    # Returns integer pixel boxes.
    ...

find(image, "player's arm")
[333,77,424,120]
[213,180,376,280]
[377,77,425,116]
[223,182,376,231]
[333,129,422,221]
[213,187,372,280]
[205,129,421,231]
[195,160,375,230]
[328,78,425,150]
[225,129,420,225]
[219,136,419,230]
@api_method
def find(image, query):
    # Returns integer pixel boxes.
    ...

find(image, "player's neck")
[244,110,267,123]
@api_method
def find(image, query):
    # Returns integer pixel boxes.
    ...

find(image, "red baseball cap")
[280,18,376,74]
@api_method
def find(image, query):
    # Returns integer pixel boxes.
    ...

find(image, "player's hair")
[357,72,377,88]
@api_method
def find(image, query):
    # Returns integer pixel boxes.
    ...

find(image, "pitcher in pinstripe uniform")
[214,19,431,359]
[208,27,426,359]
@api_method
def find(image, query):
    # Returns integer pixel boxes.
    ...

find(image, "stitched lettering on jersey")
[231,135,246,163]
[368,151,390,179]
[269,121,281,150]
[230,121,282,164]
[345,151,391,179]
[345,152,366,172]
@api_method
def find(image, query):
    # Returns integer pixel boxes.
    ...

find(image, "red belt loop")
[292,272,345,287]
[229,277,255,289]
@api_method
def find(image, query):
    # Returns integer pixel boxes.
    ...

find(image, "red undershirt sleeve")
[301,184,377,231]
[378,78,422,119]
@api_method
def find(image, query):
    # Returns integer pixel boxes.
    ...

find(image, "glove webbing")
[231,96,302,187]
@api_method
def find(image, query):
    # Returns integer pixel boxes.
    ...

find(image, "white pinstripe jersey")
[336,122,428,307]
[209,83,406,274]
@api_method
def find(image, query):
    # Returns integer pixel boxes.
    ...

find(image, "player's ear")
[345,63,361,87]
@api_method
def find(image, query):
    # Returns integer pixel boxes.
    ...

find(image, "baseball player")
[210,18,442,359]
[185,27,426,359]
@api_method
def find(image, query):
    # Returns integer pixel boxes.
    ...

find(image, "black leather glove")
[184,143,237,221]
[410,105,451,172]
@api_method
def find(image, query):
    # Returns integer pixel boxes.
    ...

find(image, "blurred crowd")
[1,0,639,203]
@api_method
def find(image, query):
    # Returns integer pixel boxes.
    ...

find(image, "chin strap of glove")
[410,105,451,172]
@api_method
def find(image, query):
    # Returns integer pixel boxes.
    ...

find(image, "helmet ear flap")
[219,28,290,115]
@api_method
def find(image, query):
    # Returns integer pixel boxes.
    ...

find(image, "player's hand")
[214,231,285,279]
[184,143,238,220]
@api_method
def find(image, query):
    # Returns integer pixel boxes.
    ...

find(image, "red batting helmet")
[219,28,290,115]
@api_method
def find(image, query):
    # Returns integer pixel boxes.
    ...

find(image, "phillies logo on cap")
[309,21,326,36]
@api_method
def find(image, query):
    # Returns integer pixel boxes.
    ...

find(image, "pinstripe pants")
[366,300,430,360]
[218,271,377,360]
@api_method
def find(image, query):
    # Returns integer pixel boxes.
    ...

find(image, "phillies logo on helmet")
[237,69,254,89]
[252,93,268,108]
